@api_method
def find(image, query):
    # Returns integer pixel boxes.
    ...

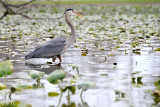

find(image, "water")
[0,4,160,107]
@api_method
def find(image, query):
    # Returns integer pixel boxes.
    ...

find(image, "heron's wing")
[35,41,66,57]
[25,37,66,59]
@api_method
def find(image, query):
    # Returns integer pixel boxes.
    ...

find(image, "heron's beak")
[74,10,83,17]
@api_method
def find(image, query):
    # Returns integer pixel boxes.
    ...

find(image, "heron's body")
[25,9,82,63]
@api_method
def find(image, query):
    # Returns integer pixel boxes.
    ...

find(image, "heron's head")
[64,8,83,17]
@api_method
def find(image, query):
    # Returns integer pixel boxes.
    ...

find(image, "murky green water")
[0,4,160,107]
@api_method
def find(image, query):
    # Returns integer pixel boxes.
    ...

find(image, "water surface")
[0,4,160,107]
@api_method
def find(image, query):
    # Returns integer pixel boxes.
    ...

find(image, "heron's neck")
[65,13,76,40]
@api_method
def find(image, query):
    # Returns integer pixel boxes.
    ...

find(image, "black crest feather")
[66,8,73,11]
[64,8,74,14]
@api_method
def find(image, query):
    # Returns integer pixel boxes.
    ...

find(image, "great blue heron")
[25,8,83,63]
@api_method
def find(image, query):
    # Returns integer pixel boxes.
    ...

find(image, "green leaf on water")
[132,71,141,75]
[154,79,160,86]
[71,80,77,83]
[0,60,13,77]
[10,84,32,98]
[13,85,32,90]
[154,48,160,51]
[60,86,76,94]
[88,27,93,31]
[0,70,3,77]
[77,83,91,91]
[48,92,60,97]
[0,101,20,107]
[29,70,45,79]
[100,74,108,76]
[68,86,76,94]
[130,42,139,47]
[10,85,32,93]
[81,53,87,56]
[60,87,68,93]
[154,79,160,90]
[47,70,66,84]
[100,48,104,51]
[0,100,32,107]
[0,83,7,90]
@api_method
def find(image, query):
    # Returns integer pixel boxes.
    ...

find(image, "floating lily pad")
[47,70,66,84]
[71,81,77,83]
[0,100,31,107]
[154,48,160,51]
[81,53,87,56]
[154,79,160,90]
[0,83,7,90]
[132,71,141,75]
[77,83,91,91]
[9,85,32,99]
[29,70,45,79]
[13,85,32,90]
[100,74,108,76]
[61,85,76,94]
[48,92,60,97]
[0,60,13,77]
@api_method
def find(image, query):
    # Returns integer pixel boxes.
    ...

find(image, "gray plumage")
[25,36,66,59]
[25,8,81,63]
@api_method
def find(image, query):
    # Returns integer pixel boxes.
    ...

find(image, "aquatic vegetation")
[47,70,76,94]
[0,100,32,107]
[67,64,79,73]
[47,70,66,84]
[9,85,32,99]
[115,90,125,102]
[0,4,160,107]
[29,70,45,84]
[154,48,160,51]
[0,83,7,90]
[0,60,13,83]
[152,78,160,105]
[60,85,76,94]
[48,92,60,97]
[78,83,91,97]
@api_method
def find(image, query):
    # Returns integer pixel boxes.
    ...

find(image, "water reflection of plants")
[114,90,125,102]
[131,71,143,88]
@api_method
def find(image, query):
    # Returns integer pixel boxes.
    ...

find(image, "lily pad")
[0,100,32,107]
[48,92,60,97]
[81,53,87,56]
[132,71,141,75]
[47,70,66,84]
[154,79,160,90]
[61,86,76,94]
[9,85,32,99]
[29,70,45,79]
[0,60,13,77]
[0,83,7,90]
[154,48,160,51]
[14,85,32,90]
[77,83,91,91]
